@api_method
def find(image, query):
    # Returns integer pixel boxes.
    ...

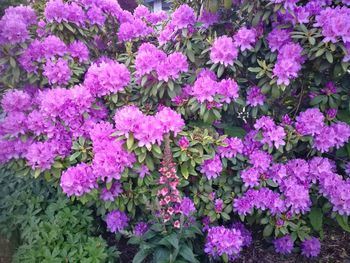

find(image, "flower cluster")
[273,43,304,85]
[114,105,184,149]
[134,222,149,236]
[301,237,321,257]
[267,29,291,52]
[157,4,195,45]
[105,210,129,233]
[135,43,188,82]
[60,163,97,196]
[158,143,182,228]
[43,58,72,85]
[233,188,285,216]
[254,116,286,149]
[0,85,100,169]
[295,108,350,152]
[274,235,294,254]
[217,137,243,159]
[204,226,243,259]
[200,155,223,180]
[315,7,350,43]
[84,61,130,97]
[0,5,36,45]
[233,27,257,51]
[246,86,265,107]
[20,36,89,75]
[191,71,239,105]
[90,122,135,182]
[100,182,123,201]
[210,36,238,66]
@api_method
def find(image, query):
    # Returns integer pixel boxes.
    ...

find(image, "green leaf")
[141,75,148,87]
[34,169,41,178]
[127,134,134,150]
[263,224,273,237]
[310,95,326,106]
[69,152,81,161]
[132,249,150,263]
[166,233,179,250]
[308,207,323,231]
[217,64,225,78]
[224,126,246,138]
[180,163,189,179]
[336,214,350,233]
[9,57,16,68]
[179,245,199,263]
[187,49,195,63]
[326,52,333,63]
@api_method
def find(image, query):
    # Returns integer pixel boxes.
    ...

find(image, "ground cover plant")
[1,0,350,262]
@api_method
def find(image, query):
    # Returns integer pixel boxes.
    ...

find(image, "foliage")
[0,167,117,262]
[1,0,350,261]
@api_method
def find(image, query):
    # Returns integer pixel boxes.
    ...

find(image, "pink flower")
[233,27,257,51]
[210,36,238,66]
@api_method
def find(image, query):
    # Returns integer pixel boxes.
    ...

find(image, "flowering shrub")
[1,0,350,261]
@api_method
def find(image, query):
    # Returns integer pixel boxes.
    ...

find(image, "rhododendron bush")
[1,0,350,261]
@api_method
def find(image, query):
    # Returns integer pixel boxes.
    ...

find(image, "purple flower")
[282,114,293,125]
[155,107,185,135]
[1,90,31,113]
[69,41,89,62]
[114,105,144,137]
[301,237,321,258]
[274,235,294,254]
[267,28,291,52]
[100,182,123,201]
[192,75,217,103]
[171,4,196,29]
[217,79,239,103]
[217,137,243,158]
[180,197,196,216]
[178,136,190,150]
[118,18,152,42]
[43,58,72,85]
[247,86,265,107]
[210,36,238,66]
[326,108,337,120]
[200,155,223,180]
[322,82,337,95]
[313,126,336,153]
[296,108,325,136]
[60,163,97,197]
[133,116,164,148]
[248,150,272,172]
[156,52,188,82]
[87,6,106,25]
[315,7,350,43]
[233,27,257,51]
[84,61,130,97]
[135,43,167,77]
[134,222,149,236]
[105,210,129,233]
[273,43,303,86]
[346,163,350,176]
[241,167,260,188]
[204,226,243,258]
[283,183,311,214]
[231,222,252,247]
[25,141,58,171]
[0,13,29,44]
[137,165,150,178]
[198,9,218,28]
[214,199,223,213]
